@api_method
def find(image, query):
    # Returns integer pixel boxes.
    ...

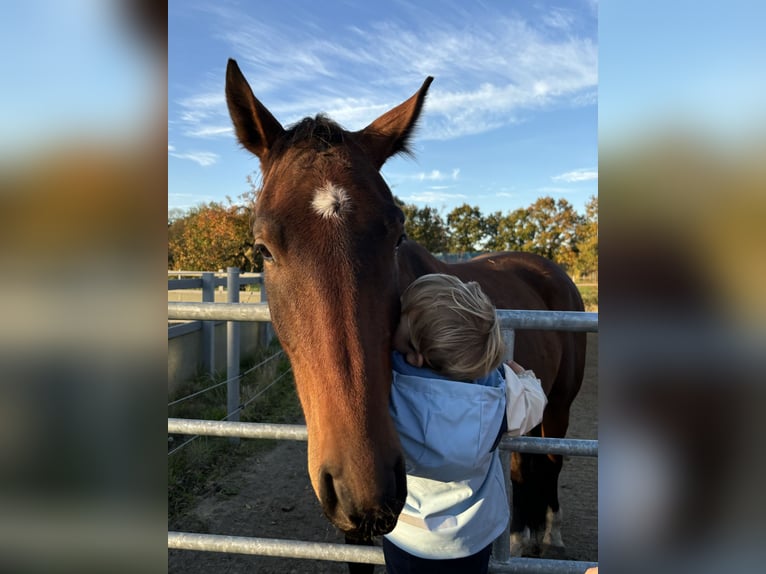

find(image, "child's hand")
[506,360,526,375]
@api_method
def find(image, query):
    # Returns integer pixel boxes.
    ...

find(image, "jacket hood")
[389,352,506,482]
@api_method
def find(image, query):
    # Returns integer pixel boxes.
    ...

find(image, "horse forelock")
[277,115,346,153]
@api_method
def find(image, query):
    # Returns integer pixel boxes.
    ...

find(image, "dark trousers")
[382,537,492,574]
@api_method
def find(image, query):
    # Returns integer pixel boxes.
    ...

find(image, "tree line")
[168,194,597,279]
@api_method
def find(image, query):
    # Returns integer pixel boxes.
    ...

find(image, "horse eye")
[255,243,274,262]
[395,233,407,248]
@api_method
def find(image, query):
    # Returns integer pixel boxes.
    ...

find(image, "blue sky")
[599,1,766,143]
[168,0,598,217]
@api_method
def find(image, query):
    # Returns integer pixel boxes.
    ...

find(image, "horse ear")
[356,76,434,170]
[225,59,285,161]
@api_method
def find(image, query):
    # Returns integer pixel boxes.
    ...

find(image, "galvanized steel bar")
[168,418,309,441]
[201,272,215,375]
[168,303,598,333]
[495,329,516,562]
[260,280,274,344]
[226,268,241,433]
[500,436,598,457]
[497,310,598,332]
[489,557,598,573]
[167,532,596,572]
[168,302,272,322]
[167,419,595,457]
[168,532,386,565]
[492,449,513,563]
[501,329,516,363]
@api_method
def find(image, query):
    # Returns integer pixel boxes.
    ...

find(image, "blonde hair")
[400,273,505,381]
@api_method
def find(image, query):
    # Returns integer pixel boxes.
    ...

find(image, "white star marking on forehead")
[312,182,351,220]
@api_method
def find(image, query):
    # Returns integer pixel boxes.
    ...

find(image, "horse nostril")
[319,467,338,512]
[319,459,407,536]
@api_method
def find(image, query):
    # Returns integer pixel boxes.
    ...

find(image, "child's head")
[393,273,505,381]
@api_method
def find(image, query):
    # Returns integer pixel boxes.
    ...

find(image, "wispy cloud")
[185,125,233,138]
[172,91,232,139]
[416,169,461,182]
[168,149,220,167]
[175,2,597,142]
[390,168,461,183]
[542,8,575,31]
[552,168,598,183]
[399,190,468,204]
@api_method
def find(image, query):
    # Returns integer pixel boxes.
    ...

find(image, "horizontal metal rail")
[168,302,598,333]
[497,310,597,332]
[501,436,598,457]
[168,532,597,573]
[489,557,599,574]
[168,302,272,322]
[169,532,384,565]
[168,418,308,441]
[168,275,263,290]
[168,271,265,277]
[168,419,597,457]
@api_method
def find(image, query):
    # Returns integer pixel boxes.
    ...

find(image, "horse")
[225,58,587,558]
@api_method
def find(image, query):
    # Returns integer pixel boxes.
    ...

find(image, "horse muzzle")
[318,455,407,538]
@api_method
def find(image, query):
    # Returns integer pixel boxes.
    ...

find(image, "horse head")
[225,59,432,538]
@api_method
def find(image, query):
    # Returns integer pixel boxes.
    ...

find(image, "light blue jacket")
[384,352,509,559]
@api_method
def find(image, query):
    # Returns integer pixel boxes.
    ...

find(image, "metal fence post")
[201,272,215,375]
[492,328,517,565]
[227,267,241,443]
[259,276,274,345]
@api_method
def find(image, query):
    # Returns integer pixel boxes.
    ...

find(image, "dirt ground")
[169,333,598,572]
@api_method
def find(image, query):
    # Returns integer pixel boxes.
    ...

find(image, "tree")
[396,198,450,253]
[572,195,598,280]
[483,208,536,252]
[446,204,486,252]
[515,197,582,270]
[168,200,259,271]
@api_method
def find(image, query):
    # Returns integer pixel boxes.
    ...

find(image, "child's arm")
[503,361,547,436]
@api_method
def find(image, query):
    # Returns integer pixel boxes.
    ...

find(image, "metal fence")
[167,300,598,573]
[168,268,273,428]
[168,268,266,374]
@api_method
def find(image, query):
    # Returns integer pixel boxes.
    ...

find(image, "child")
[385,273,547,574]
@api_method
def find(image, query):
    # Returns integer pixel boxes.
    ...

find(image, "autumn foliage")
[168,200,260,272]
[396,195,598,279]
[168,194,597,279]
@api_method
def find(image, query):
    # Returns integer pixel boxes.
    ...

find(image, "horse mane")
[277,114,346,154]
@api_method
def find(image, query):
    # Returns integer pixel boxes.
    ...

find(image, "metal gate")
[168,302,598,573]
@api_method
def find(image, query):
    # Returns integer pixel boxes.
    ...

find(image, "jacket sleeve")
[503,364,547,436]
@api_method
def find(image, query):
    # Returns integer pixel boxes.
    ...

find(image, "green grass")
[168,339,301,524]
[577,283,599,311]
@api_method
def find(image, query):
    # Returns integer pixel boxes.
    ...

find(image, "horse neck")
[396,240,446,292]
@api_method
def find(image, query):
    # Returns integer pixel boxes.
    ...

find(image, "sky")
[599,1,766,143]
[168,0,598,218]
